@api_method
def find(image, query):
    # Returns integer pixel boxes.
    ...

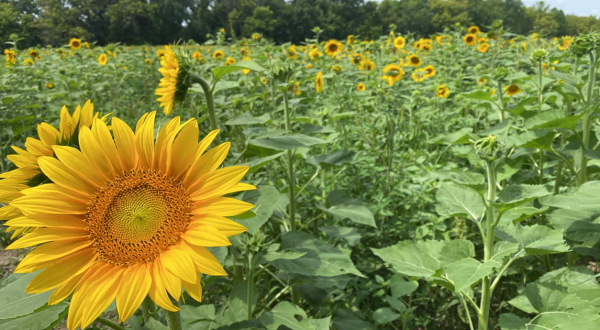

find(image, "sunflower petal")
[160,246,197,283]
[192,197,254,217]
[7,227,89,250]
[116,263,152,322]
[25,248,96,293]
[182,225,231,247]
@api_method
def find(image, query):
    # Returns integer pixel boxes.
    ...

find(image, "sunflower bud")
[530,48,548,62]
[571,33,600,57]
[475,135,503,161]
[493,67,510,82]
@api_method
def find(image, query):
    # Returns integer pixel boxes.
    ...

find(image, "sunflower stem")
[578,51,597,186]
[164,303,183,330]
[478,160,497,330]
[96,317,126,330]
[247,251,254,320]
[141,296,156,323]
[190,73,218,132]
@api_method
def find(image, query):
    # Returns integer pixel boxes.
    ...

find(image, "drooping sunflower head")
[287,45,298,59]
[225,57,236,65]
[155,45,190,115]
[436,84,450,98]
[23,58,34,66]
[407,54,422,67]
[309,49,322,60]
[357,83,366,91]
[325,40,343,56]
[394,36,406,50]
[468,26,481,34]
[29,49,39,58]
[69,38,82,50]
[98,53,108,65]
[315,71,324,93]
[505,84,521,96]
[213,50,225,60]
[5,112,255,330]
[478,43,489,53]
[464,34,477,46]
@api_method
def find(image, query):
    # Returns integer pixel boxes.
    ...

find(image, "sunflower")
[412,68,427,82]
[359,58,376,71]
[288,81,301,96]
[315,71,324,93]
[309,50,322,60]
[252,33,260,40]
[436,84,450,98]
[225,57,236,65]
[4,112,255,330]
[382,64,405,86]
[192,51,202,60]
[522,42,527,52]
[468,26,481,34]
[69,38,82,50]
[287,45,298,59]
[155,46,188,116]
[157,49,166,59]
[478,43,489,53]
[23,58,34,66]
[46,83,54,89]
[407,54,422,67]
[0,101,100,237]
[332,65,341,74]
[213,50,225,60]
[242,57,251,74]
[423,65,436,78]
[4,49,16,67]
[356,83,366,92]
[504,84,521,96]
[84,41,90,49]
[262,78,268,85]
[324,40,343,57]
[350,54,362,65]
[464,34,477,46]
[145,58,152,65]
[98,54,108,66]
[394,36,406,50]
[29,49,39,59]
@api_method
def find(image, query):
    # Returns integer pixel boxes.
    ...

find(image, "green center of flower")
[86,169,192,266]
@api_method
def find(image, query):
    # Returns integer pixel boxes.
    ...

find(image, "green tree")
[429,0,471,31]
[243,6,277,37]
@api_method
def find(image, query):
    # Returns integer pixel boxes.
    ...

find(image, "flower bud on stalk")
[475,135,503,161]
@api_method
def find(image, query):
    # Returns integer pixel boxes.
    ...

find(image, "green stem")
[164,303,183,330]
[459,294,476,330]
[579,52,597,186]
[497,81,505,122]
[478,160,497,330]
[141,296,156,323]
[283,87,296,231]
[247,251,254,320]
[190,73,218,132]
[96,317,126,330]
[538,60,543,114]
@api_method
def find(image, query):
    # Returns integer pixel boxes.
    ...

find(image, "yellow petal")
[48,272,84,305]
[222,182,257,195]
[112,117,138,171]
[135,112,156,168]
[116,263,152,322]
[38,156,95,197]
[191,215,247,237]
[5,214,86,229]
[52,146,106,187]
[184,142,230,190]
[182,225,231,247]
[25,248,97,293]
[170,120,199,179]
[183,242,227,276]
[79,127,116,181]
[160,246,197,283]
[189,166,249,202]
[7,227,89,250]
[17,237,91,271]
[182,275,203,303]
[154,117,181,171]
[148,261,180,312]
[192,197,254,217]
[91,117,123,175]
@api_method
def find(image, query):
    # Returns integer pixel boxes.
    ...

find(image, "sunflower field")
[1,25,600,330]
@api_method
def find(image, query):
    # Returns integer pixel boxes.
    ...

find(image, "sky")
[522,0,600,17]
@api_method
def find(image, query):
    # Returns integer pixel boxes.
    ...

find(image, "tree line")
[1,0,599,48]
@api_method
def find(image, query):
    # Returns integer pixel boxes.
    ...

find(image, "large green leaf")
[181,305,218,330]
[272,231,364,277]
[225,113,271,126]
[317,204,376,227]
[249,132,330,150]
[372,308,400,324]
[523,109,581,130]
[390,274,419,298]
[436,182,485,222]
[445,258,500,292]
[259,301,319,330]
[372,240,444,277]
[333,309,373,330]
[495,224,569,256]
[308,150,356,168]
[0,302,68,330]
[0,272,52,319]
[494,184,551,212]
[213,60,266,81]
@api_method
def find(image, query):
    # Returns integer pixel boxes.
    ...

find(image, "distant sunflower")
[436,84,450,98]
[5,113,254,330]
[98,54,108,66]
[192,51,202,60]
[468,26,481,34]
[213,50,225,60]
[407,54,422,67]
[350,54,362,65]
[347,35,355,45]
[464,34,477,46]
[478,43,489,53]
[332,65,341,74]
[69,38,82,50]
[382,64,405,86]
[23,58,34,66]
[287,45,298,59]
[145,58,152,65]
[324,40,343,57]
[252,33,260,40]
[423,65,436,78]
[394,36,406,50]
[309,50,322,60]
[357,83,366,91]
[412,68,427,82]
[157,49,166,59]
[225,57,236,65]
[504,84,521,96]
[46,83,54,89]
[315,71,324,93]
[155,46,188,115]
[29,49,39,59]
[359,58,376,71]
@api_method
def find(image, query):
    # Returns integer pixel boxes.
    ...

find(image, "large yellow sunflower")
[98,54,108,66]
[70,38,82,50]
[464,34,477,46]
[213,50,225,60]
[29,49,39,59]
[5,112,255,330]
[423,65,436,78]
[393,36,406,50]
[407,54,422,67]
[0,101,100,237]
[324,40,343,57]
[478,43,489,53]
[468,26,481,34]
[155,46,187,115]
